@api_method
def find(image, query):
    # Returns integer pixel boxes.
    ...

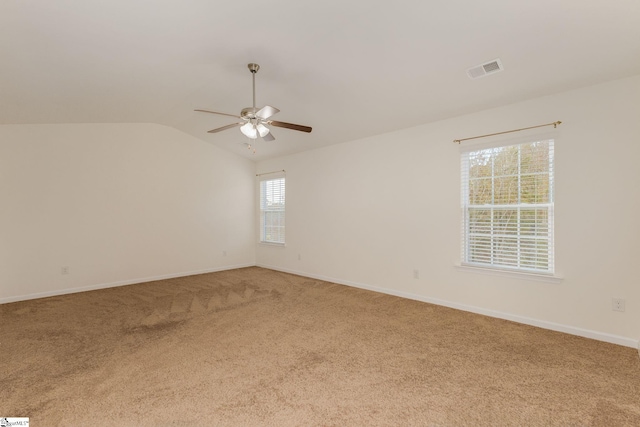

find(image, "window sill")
[454,263,563,284]
[258,241,286,248]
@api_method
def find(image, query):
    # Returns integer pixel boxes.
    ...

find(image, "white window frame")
[259,173,286,245]
[460,136,556,277]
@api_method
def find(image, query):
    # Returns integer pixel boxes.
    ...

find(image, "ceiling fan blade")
[207,123,242,133]
[269,120,312,133]
[256,105,280,120]
[262,132,275,141]
[195,109,243,119]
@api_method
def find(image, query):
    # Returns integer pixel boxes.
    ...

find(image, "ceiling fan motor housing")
[241,107,259,119]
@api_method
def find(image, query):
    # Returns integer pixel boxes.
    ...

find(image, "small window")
[259,176,285,244]
[461,139,554,274]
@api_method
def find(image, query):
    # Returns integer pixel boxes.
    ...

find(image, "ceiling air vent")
[467,59,504,79]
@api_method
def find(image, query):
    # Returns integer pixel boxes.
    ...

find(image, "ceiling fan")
[195,63,312,143]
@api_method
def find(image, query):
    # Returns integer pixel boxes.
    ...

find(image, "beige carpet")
[1,267,639,426]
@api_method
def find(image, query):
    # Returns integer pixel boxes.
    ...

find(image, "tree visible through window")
[461,139,554,273]
[260,176,285,244]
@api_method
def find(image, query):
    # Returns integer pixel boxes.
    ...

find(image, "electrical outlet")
[222,250,227,257]
[61,266,69,275]
[413,269,419,279]
[612,298,625,312]
[298,254,301,261]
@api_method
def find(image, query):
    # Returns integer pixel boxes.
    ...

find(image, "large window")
[461,139,554,274]
[259,176,285,244]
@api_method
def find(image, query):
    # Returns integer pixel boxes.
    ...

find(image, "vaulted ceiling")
[2,1,639,160]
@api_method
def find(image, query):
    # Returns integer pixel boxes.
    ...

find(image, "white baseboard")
[5,263,638,351]
[257,263,639,349]
[0,263,255,305]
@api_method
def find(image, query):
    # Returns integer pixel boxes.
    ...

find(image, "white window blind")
[461,139,554,274]
[259,176,285,244]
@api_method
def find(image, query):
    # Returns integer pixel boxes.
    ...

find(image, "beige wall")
[0,123,256,302]
[257,75,640,347]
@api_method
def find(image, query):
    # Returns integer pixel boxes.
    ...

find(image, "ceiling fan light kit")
[195,63,312,152]
[240,122,269,139]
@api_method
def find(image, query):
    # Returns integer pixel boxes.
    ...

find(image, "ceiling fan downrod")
[248,63,260,113]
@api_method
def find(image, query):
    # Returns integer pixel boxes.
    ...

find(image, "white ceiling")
[2,1,639,161]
